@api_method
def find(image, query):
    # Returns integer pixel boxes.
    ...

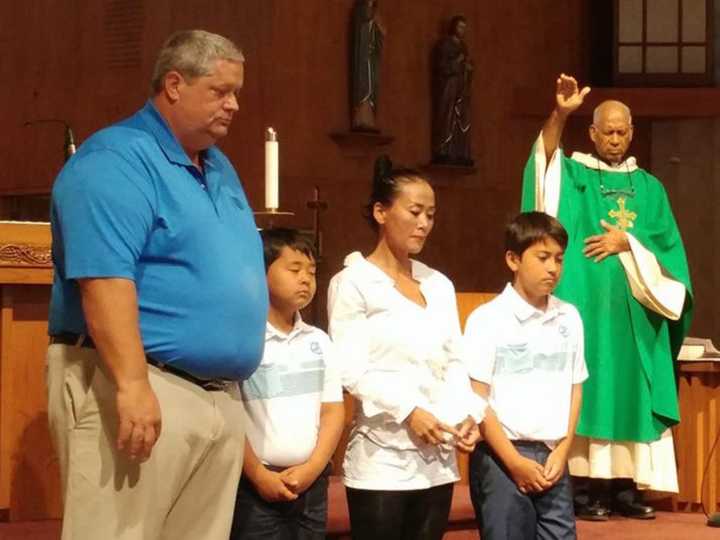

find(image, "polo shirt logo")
[310,341,322,355]
[558,325,569,338]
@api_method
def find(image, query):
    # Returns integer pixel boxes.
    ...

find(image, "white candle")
[265,127,279,211]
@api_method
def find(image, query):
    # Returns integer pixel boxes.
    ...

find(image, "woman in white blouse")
[327,155,486,540]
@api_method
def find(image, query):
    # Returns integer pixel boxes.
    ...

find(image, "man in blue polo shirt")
[46,30,268,540]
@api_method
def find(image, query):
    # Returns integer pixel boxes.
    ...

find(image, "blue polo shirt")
[49,100,268,380]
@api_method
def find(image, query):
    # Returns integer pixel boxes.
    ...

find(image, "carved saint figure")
[351,0,386,131]
[433,15,473,165]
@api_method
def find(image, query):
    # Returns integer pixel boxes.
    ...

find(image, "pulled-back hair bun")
[363,154,429,231]
[373,154,393,188]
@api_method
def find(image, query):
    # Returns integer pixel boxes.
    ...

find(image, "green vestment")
[521,147,693,443]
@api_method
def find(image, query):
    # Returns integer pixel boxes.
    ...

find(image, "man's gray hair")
[151,30,244,93]
[592,101,632,126]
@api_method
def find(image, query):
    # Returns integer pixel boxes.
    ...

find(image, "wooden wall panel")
[651,118,718,339]
[0,284,59,521]
[676,363,720,513]
[0,0,590,312]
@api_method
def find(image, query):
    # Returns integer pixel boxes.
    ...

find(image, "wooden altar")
[0,221,60,521]
[676,361,720,513]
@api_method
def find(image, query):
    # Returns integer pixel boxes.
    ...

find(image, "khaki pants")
[46,344,245,540]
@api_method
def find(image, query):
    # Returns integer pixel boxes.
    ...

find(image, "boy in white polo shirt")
[464,212,588,540]
[230,228,345,540]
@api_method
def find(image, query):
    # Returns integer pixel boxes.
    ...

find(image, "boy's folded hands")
[542,446,568,485]
[509,455,553,494]
[254,468,299,503]
[280,462,323,495]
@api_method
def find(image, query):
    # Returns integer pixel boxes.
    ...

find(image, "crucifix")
[307,186,328,326]
[307,186,328,261]
[608,197,637,231]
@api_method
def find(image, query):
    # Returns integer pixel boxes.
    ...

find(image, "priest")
[521,74,693,520]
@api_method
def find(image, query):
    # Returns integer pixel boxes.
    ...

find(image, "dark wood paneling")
[0,0,590,318]
[1,2,704,335]
[515,87,720,118]
[651,118,719,341]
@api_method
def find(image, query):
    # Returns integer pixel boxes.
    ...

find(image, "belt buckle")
[201,379,232,391]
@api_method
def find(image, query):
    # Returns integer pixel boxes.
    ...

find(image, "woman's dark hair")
[364,155,429,230]
[505,211,568,257]
[260,228,316,271]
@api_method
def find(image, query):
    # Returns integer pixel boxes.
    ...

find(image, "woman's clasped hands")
[406,407,480,452]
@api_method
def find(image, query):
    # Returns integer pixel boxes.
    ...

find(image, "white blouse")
[327,252,486,489]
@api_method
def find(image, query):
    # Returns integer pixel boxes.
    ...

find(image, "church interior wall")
[4,0,709,336]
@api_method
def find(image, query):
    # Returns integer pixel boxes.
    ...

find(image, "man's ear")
[505,250,521,273]
[163,71,184,103]
[588,124,598,144]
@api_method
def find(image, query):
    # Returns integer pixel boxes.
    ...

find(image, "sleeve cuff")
[469,394,488,424]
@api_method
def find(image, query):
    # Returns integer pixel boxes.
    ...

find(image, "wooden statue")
[350,0,386,132]
[432,15,473,166]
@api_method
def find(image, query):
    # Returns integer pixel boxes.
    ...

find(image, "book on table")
[678,337,720,361]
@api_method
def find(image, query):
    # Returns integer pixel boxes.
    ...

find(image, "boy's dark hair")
[505,212,568,256]
[260,228,316,271]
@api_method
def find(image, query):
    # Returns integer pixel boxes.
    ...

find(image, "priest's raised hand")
[555,73,591,117]
[542,74,591,162]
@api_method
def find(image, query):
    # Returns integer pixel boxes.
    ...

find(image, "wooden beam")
[513,87,720,118]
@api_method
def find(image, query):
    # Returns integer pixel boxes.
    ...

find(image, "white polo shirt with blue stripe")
[464,284,588,445]
[241,316,343,468]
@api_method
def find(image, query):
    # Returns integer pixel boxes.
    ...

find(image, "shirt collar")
[266,313,313,341]
[343,251,431,284]
[570,151,638,173]
[138,99,221,170]
[501,283,563,323]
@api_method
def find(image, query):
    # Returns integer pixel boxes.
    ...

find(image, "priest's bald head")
[589,100,634,165]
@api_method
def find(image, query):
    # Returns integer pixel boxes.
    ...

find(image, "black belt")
[50,332,95,348]
[49,332,231,391]
[145,356,231,391]
[511,440,550,448]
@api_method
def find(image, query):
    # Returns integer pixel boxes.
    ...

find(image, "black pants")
[346,483,454,540]
[572,476,642,506]
[230,465,330,540]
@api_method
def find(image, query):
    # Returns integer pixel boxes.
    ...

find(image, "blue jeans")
[469,441,576,540]
[230,465,330,540]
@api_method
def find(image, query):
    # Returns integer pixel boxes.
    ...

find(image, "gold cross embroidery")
[608,197,637,230]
